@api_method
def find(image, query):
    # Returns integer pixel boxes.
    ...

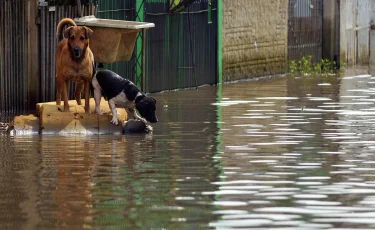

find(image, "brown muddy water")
[2,69,375,229]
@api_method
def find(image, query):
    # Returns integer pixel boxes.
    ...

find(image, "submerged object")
[123,119,152,134]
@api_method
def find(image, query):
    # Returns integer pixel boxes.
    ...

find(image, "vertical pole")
[215,66,223,178]
[142,28,146,92]
[371,24,375,67]
[216,0,223,155]
[26,0,40,109]
[135,0,145,90]
[340,0,346,65]
[187,6,197,89]
[208,0,212,24]
[217,0,223,85]
[76,0,82,17]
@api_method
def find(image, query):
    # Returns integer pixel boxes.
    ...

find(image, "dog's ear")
[83,26,93,39]
[64,26,73,38]
[135,94,145,104]
[151,97,156,104]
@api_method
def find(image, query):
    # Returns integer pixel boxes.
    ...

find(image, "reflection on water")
[3,68,375,229]
[0,88,221,229]
[212,69,375,229]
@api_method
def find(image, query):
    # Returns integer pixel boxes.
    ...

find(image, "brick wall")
[222,0,288,81]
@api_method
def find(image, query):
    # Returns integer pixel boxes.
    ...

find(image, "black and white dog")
[92,69,158,125]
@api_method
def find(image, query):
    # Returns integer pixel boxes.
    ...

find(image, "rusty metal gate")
[288,0,323,63]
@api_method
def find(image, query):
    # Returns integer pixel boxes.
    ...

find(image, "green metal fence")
[96,1,136,84]
[97,0,218,92]
[145,0,218,92]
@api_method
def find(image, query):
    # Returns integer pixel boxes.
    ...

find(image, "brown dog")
[55,18,94,113]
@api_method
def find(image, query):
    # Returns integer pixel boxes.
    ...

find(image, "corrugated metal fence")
[288,0,323,63]
[0,0,27,115]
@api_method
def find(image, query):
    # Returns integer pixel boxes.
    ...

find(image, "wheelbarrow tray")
[74,16,155,63]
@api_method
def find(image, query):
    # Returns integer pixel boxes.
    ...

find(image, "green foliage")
[288,55,346,76]
[298,55,312,74]
[289,60,298,74]
[340,61,347,68]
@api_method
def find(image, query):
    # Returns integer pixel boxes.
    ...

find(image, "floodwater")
[3,68,375,229]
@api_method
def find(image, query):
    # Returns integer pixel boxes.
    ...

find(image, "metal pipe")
[142,28,146,92]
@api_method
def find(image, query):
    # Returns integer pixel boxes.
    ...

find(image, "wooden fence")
[340,0,371,65]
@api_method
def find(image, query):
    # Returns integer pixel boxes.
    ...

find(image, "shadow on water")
[4,67,375,229]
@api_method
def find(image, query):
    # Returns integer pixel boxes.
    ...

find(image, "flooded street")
[3,68,375,229]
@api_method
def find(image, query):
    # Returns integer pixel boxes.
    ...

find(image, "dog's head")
[135,95,158,123]
[64,26,93,59]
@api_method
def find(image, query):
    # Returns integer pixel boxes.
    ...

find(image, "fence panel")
[97,0,218,92]
[145,0,218,92]
[341,0,371,65]
[356,0,370,64]
[288,0,323,63]
[0,0,27,114]
[96,0,136,83]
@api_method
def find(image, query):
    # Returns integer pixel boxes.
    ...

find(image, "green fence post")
[216,0,223,161]
[217,0,222,85]
[208,0,212,23]
[135,0,145,90]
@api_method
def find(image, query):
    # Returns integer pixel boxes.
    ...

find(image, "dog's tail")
[56,18,76,42]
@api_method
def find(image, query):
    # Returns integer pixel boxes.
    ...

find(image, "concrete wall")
[222,0,288,82]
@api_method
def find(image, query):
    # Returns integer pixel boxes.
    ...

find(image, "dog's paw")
[110,117,119,125]
[95,107,103,115]
[136,117,147,123]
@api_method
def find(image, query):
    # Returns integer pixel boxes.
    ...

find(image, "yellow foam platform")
[9,98,128,135]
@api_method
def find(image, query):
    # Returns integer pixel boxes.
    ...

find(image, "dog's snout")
[150,117,158,123]
[73,46,81,57]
